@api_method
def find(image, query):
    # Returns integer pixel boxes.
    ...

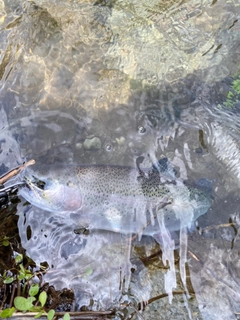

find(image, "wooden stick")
[202,222,236,232]
[0,160,35,185]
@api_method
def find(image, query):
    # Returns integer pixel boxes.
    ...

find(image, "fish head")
[19,173,82,214]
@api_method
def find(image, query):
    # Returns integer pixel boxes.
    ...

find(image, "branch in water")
[0,160,35,185]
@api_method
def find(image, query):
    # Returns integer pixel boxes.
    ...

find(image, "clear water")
[1,0,240,318]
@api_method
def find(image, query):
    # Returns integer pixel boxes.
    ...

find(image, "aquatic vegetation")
[0,253,55,319]
[232,79,240,94]
[0,236,10,247]
[0,252,71,319]
[0,200,73,319]
[220,73,240,109]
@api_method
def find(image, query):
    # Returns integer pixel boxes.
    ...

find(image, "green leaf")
[29,306,42,312]
[232,79,240,94]
[29,284,39,297]
[0,307,15,318]
[14,296,35,311]
[15,254,23,264]
[17,267,33,281]
[84,267,93,277]
[227,91,234,99]
[28,297,36,303]
[19,264,25,272]
[2,236,10,247]
[39,291,47,307]
[63,313,70,320]
[3,276,14,284]
[2,239,9,246]
[34,311,43,319]
[17,271,25,281]
[25,270,33,280]
[47,309,55,320]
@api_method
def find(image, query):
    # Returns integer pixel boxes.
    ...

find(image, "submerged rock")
[83,137,102,150]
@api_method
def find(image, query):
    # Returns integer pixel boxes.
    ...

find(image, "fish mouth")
[21,175,83,214]
[32,176,46,190]
[24,176,47,197]
[23,175,57,206]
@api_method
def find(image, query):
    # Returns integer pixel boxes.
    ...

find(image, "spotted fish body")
[19,159,211,237]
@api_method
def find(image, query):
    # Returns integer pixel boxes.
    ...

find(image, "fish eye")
[36,180,46,190]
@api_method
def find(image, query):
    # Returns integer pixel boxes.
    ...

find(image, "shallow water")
[1,0,240,318]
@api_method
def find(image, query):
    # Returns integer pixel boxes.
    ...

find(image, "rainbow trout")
[18,158,211,238]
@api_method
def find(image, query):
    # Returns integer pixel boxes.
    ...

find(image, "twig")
[17,280,21,297]
[0,159,35,185]
[9,284,16,308]
[140,249,162,263]
[0,284,7,309]
[125,290,196,318]
[151,290,187,303]
[202,222,236,232]
[188,250,200,262]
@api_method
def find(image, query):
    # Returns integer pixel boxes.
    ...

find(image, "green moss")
[227,91,234,99]
[220,74,240,109]
[223,99,235,109]
[232,79,240,94]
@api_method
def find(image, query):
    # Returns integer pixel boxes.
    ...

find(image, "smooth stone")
[83,137,102,150]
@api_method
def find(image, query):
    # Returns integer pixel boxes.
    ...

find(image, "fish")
[18,158,212,239]
[18,158,212,303]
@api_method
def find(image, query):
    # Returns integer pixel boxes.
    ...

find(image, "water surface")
[1,0,240,318]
